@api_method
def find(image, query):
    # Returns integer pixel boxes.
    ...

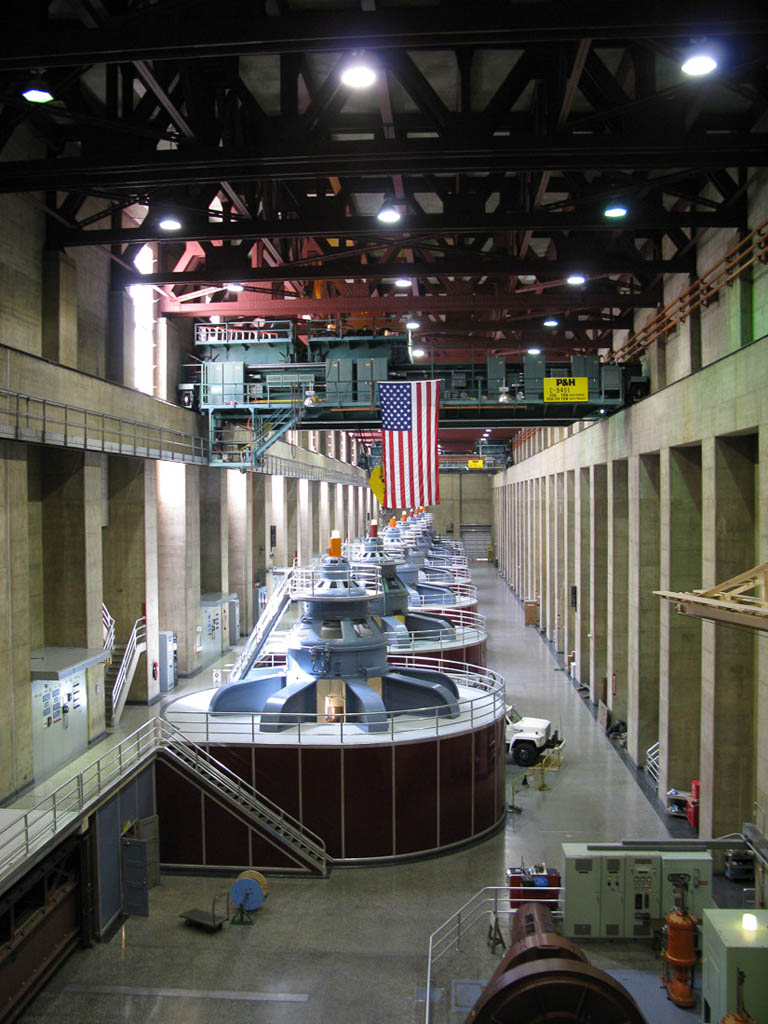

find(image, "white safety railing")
[646,741,660,786]
[424,886,563,1024]
[166,656,505,746]
[0,718,330,890]
[409,582,478,610]
[101,603,115,651]
[111,616,147,726]
[384,610,486,653]
[289,564,382,597]
[229,570,295,682]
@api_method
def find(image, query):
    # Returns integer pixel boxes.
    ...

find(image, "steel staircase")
[158,721,329,876]
[105,616,147,728]
[103,641,127,727]
[229,569,294,681]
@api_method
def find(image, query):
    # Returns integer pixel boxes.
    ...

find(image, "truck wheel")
[513,742,539,767]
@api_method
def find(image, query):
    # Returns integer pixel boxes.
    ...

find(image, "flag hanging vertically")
[379,379,441,508]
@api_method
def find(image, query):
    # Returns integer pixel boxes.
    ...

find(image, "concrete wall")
[432,473,493,540]
[493,337,768,857]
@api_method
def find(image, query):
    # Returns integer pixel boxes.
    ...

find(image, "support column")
[575,468,591,689]
[544,475,555,640]
[564,471,576,662]
[334,483,345,536]
[251,475,267,578]
[554,473,565,655]
[590,464,608,704]
[297,478,314,567]
[317,481,330,553]
[157,462,201,678]
[42,451,105,739]
[266,475,288,569]
[607,460,629,721]
[0,442,32,798]
[285,477,298,564]
[41,251,78,368]
[658,446,702,799]
[627,453,660,766]
[199,467,228,593]
[700,435,757,838]
[227,469,253,636]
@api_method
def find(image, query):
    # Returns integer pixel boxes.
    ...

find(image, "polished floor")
[18,565,706,1024]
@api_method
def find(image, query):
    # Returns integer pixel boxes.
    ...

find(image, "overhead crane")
[179,318,649,469]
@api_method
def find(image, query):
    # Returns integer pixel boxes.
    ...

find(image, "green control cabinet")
[562,844,713,939]
[702,908,768,1022]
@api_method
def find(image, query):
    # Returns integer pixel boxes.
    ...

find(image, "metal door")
[460,524,492,561]
[121,838,149,916]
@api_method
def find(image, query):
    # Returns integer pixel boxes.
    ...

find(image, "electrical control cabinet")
[157,631,177,693]
[702,909,768,1022]
[562,844,713,939]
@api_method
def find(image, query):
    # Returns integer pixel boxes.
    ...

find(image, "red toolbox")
[507,864,561,910]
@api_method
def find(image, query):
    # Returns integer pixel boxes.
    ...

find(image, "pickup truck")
[505,705,561,767]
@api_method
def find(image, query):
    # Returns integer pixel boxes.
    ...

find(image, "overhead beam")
[1,5,763,69]
[125,253,692,286]
[52,209,742,247]
[4,134,766,194]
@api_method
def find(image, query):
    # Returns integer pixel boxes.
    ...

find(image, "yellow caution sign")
[467,457,485,469]
[543,376,589,402]
[369,465,386,504]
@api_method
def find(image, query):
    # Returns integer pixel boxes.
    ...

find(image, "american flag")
[379,379,441,508]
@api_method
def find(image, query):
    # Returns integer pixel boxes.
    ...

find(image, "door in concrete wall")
[121,838,149,916]
[461,524,492,561]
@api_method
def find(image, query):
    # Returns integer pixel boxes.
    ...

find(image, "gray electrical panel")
[157,631,177,693]
[228,596,240,644]
[562,844,713,939]
[487,355,506,397]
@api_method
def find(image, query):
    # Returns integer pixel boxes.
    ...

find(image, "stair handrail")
[111,615,147,720]
[101,602,115,651]
[646,740,661,785]
[229,568,294,682]
[156,720,328,869]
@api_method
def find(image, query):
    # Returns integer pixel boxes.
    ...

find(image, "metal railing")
[111,616,147,727]
[0,388,208,463]
[166,656,505,746]
[424,886,563,1024]
[0,717,329,892]
[101,603,115,651]
[646,741,661,786]
[409,581,478,610]
[289,564,382,597]
[229,570,295,682]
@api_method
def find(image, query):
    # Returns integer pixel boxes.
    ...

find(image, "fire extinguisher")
[152,661,159,680]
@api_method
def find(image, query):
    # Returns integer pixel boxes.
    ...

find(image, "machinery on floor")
[201,532,463,732]
[504,705,560,767]
[464,901,647,1024]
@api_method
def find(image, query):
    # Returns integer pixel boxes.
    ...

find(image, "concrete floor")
[18,565,707,1024]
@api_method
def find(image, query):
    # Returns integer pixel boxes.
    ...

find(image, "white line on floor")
[64,984,309,1002]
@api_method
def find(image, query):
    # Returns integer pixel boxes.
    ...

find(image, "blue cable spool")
[230,877,264,913]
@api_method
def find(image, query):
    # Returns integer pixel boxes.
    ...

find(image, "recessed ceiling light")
[377,204,401,224]
[340,60,377,90]
[412,347,426,358]
[224,282,244,292]
[394,277,411,288]
[681,51,717,77]
[604,204,628,219]
[22,76,53,103]
[527,347,542,355]
[543,318,559,328]
[405,320,420,330]
[567,274,586,286]
[158,215,182,231]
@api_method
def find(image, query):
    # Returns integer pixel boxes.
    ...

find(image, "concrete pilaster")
[286,478,298,563]
[157,462,201,678]
[0,442,32,798]
[658,446,702,798]
[700,435,757,838]
[575,468,591,688]
[317,481,329,554]
[251,475,267,577]
[41,251,78,368]
[334,483,345,536]
[199,467,228,592]
[607,460,629,720]
[589,464,608,704]
[627,454,660,766]
[297,477,314,566]
[544,475,555,640]
[565,471,576,661]
[42,450,105,738]
[227,469,253,635]
[554,473,565,654]
[266,475,288,568]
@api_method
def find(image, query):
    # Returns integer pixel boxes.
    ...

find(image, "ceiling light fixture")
[681,44,718,77]
[604,203,628,219]
[340,54,377,90]
[301,313,312,321]
[405,319,420,330]
[158,214,182,231]
[394,277,412,288]
[377,201,402,224]
[209,315,221,324]
[543,319,559,328]
[22,73,53,103]
[411,347,426,358]
[224,282,244,293]
[567,274,586,286]
[527,347,542,355]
